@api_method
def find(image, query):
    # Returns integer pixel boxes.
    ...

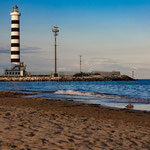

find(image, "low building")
[5,62,27,77]
[91,71,121,76]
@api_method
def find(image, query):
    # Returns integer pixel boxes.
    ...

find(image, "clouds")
[83,56,150,77]
[0,46,41,54]
[0,48,10,54]
[84,57,122,70]
[53,56,150,77]
[0,1,150,78]
[21,46,41,53]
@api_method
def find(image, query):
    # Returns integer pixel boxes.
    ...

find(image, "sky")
[0,0,150,78]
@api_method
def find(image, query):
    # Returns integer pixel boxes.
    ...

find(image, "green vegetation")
[73,72,91,77]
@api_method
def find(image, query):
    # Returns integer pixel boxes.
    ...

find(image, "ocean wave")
[54,90,150,103]
[55,90,93,96]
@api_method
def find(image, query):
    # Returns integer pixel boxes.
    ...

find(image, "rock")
[126,104,134,109]
[5,112,11,116]
[41,138,48,144]
[26,132,35,137]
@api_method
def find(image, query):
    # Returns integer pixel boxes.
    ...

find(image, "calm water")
[0,79,150,111]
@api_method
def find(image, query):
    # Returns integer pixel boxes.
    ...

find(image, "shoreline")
[0,91,150,149]
[0,91,150,125]
[2,90,150,112]
[1,91,150,113]
[0,91,149,113]
[1,90,150,112]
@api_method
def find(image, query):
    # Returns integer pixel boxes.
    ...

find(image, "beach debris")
[5,112,11,116]
[26,132,35,137]
[41,138,48,144]
[126,104,134,109]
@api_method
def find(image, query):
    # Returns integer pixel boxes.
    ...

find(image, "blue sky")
[0,0,150,78]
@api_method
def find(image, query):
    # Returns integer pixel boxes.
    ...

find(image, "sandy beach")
[0,92,150,150]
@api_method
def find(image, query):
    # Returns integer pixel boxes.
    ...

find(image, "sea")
[0,79,150,111]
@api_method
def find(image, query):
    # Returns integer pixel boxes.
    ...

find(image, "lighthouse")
[5,5,27,76]
[11,5,20,65]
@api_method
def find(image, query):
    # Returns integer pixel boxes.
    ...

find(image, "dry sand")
[0,92,150,150]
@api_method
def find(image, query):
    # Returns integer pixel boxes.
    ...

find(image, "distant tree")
[73,72,91,77]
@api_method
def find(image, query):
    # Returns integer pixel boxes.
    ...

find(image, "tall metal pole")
[52,26,59,77]
[80,55,82,73]
[54,33,57,75]
[132,71,134,79]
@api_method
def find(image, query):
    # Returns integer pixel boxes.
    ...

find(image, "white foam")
[54,90,118,99]
[54,90,150,103]
[54,90,92,96]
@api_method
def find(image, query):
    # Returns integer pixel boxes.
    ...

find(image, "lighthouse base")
[4,62,27,77]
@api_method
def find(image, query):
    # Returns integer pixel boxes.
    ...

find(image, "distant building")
[91,71,121,76]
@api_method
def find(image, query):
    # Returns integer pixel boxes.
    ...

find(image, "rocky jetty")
[0,75,135,82]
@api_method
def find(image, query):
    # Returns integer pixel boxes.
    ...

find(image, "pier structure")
[5,5,27,76]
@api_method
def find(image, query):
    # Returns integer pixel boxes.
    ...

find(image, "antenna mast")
[132,71,134,79]
[52,26,59,77]
[80,55,82,73]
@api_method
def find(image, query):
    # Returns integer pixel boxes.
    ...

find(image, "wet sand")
[0,92,150,149]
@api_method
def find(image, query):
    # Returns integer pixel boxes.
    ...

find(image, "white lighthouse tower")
[11,5,20,65]
[5,5,27,76]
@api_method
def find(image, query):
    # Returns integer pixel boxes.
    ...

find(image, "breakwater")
[0,75,135,82]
